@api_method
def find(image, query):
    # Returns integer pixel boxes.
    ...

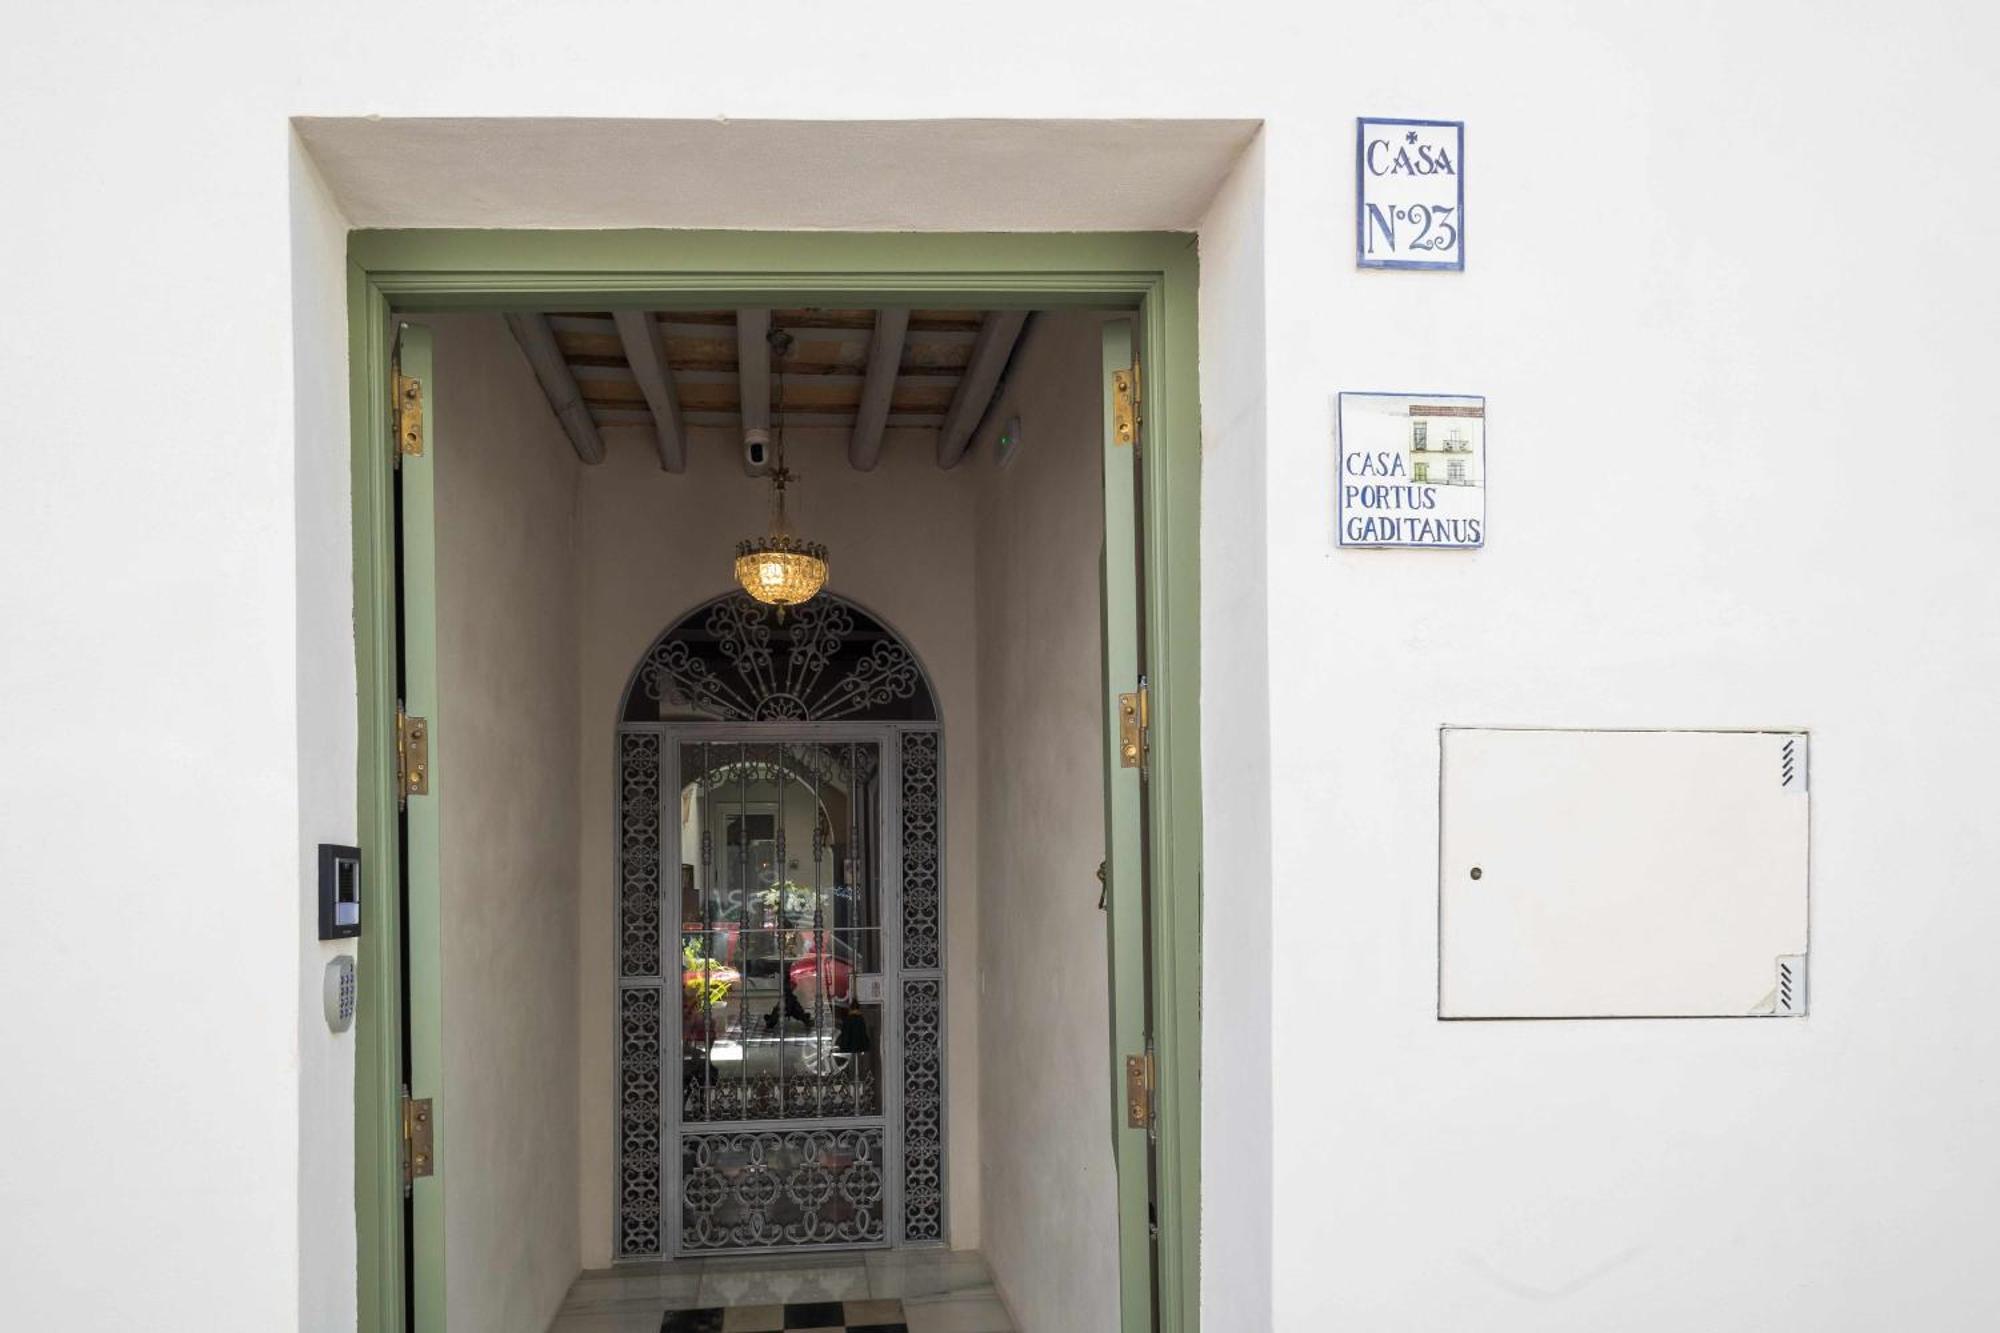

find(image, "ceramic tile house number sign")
[1337,392,1485,548]
[1356,117,1464,269]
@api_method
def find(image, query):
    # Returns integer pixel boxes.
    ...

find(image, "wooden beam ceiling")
[504,312,606,464]
[579,376,957,416]
[517,307,1015,466]
[849,308,909,472]
[611,310,687,473]
[735,308,772,442]
[936,311,1029,469]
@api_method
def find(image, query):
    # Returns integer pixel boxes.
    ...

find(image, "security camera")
[744,429,771,472]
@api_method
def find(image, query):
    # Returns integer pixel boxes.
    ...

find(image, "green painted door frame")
[1099,317,1156,1327]
[347,230,1204,1332]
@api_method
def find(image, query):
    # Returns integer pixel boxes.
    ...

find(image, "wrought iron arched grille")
[614,592,945,1257]
[623,591,937,725]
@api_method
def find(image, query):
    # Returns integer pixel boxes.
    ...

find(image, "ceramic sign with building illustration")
[1337,392,1485,548]
[1356,117,1464,270]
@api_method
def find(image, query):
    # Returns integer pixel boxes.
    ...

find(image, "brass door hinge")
[395,705,429,807]
[1117,683,1149,771]
[401,1091,434,1188]
[1112,364,1141,447]
[1124,1045,1156,1134]
[394,370,425,460]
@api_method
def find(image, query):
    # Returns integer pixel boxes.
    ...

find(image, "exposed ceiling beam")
[848,307,910,472]
[736,308,771,438]
[936,310,1028,469]
[612,310,687,473]
[504,312,605,464]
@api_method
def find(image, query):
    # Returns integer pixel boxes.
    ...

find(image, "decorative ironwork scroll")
[618,986,663,1255]
[900,729,941,971]
[625,592,935,724]
[619,733,662,979]
[678,739,881,798]
[614,594,945,1259]
[899,728,945,1242]
[680,1128,888,1250]
[900,976,945,1243]
[683,1069,881,1123]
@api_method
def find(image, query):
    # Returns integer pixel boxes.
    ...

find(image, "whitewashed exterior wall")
[0,4,1995,1331]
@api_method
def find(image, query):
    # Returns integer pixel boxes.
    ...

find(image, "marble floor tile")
[718,1306,785,1332]
[562,1266,706,1312]
[582,1258,710,1278]
[547,1310,680,1333]
[841,1297,908,1325]
[702,1250,869,1271]
[697,1257,872,1308]
[863,1250,994,1301]
[900,1287,1014,1333]
[550,1250,1009,1333]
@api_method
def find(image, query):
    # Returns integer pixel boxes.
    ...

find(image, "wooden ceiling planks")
[531,307,1009,462]
[578,375,955,416]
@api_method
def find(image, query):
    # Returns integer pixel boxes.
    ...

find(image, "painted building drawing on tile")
[1338,392,1486,549]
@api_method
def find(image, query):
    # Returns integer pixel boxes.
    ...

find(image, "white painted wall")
[572,416,984,1264]
[1253,17,2000,1329]
[430,316,582,1333]
[3,5,1998,1332]
[291,143,362,1333]
[970,312,1121,1332]
[1191,134,1273,1333]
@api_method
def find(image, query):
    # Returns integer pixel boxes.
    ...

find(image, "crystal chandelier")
[734,328,828,615]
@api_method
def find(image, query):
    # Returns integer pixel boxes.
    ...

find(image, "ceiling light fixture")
[734,327,828,616]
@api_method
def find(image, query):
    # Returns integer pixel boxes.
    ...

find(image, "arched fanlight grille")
[622,591,938,725]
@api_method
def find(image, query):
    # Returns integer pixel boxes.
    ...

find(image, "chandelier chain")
[734,322,827,612]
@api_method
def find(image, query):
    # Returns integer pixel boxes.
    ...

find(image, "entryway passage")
[390,298,1162,1332]
[550,1249,1012,1332]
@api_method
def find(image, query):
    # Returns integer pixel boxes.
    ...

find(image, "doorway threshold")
[552,1249,1010,1333]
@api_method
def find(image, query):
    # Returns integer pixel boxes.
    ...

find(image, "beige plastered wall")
[969,311,1120,1331]
[440,310,1118,1315]
[431,314,584,1333]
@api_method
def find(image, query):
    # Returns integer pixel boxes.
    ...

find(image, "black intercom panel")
[318,843,363,940]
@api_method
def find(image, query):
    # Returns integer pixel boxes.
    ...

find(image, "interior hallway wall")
[971,312,1120,1331]
[572,406,984,1264]
[431,315,583,1333]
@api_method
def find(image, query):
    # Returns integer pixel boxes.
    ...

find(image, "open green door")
[356,320,446,1333]
[397,325,447,1333]
[1102,318,1158,1332]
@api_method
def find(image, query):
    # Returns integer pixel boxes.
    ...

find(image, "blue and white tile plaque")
[1337,392,1485,548]
[1356,117,1464,270]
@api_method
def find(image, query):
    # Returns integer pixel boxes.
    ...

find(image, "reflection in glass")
[679,741,883,1123]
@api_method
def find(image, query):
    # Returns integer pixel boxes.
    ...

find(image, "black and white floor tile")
[660,1298,908,1331]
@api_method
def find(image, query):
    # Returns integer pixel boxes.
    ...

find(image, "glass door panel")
[678,740,884,1127]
